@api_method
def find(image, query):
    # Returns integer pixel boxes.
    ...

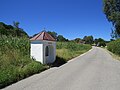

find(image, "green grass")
[110,52,120,61]
[0,37,47,89]
[56,49,87,61]
[106,48,120,61]
[107,39,120,61]
[52,42,92,66]
[107,39,120,56]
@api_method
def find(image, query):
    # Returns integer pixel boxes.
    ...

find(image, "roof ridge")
[43,32,46,40]
[34,32,42,40]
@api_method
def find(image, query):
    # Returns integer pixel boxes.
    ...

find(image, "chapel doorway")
[45,45,54,64]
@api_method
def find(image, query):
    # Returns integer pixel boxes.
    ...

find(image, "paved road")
[3,47,120,90]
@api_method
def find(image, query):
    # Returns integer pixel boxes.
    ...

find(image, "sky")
[0,0,112,40]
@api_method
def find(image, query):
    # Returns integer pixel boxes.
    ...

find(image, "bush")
[107,39,120,56]
[21,61,47,77]
[0,66,19,88]
[97,41,106,47]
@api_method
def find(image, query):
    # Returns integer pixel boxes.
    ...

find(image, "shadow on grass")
[50,56,67,67]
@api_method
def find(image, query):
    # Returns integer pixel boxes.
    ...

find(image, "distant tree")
[103,0,120,38]
[83,36,94,44]
[83,36,87,41]
[0,22,28,38]
[110,38,115,41]
[47,31,57,39]
[74,38,82,43]
[57,35,68,42]
[13,21,19,29]
[13,21,28,37]
[98,38,105,42]
[94,38,104,44]
[94,38,106,47]
[32,33,38,37]
[98,42,106,47]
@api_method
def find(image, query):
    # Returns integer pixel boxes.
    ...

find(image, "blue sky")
[0,0,112,40]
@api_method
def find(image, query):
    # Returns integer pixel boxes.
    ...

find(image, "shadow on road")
[49,56,67,67]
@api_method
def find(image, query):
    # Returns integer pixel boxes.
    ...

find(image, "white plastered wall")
[30,40,56,64]
[31,41,44,63]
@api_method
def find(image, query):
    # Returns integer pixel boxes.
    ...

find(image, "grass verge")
[0,60,48,89]
[106,39,120,61]
[52,42,92,67]
[106,49,120,61]
[0,37,48,89]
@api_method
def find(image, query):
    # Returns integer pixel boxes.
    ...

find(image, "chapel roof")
[30,31,56,41]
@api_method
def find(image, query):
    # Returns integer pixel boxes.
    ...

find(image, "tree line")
[0,22,107,47]
[0,22,28,38]
[38,31,107,47]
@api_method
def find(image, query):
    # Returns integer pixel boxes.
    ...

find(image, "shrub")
[107,39,120,56]
[0,66,19,88]
[21,61,47,77]
[97,41,106,47]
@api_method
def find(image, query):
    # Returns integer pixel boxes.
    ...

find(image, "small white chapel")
[30,31,56,64]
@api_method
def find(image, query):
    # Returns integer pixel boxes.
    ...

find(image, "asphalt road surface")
[3,47,120,90]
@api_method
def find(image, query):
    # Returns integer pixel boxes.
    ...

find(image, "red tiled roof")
[30,31,56,41]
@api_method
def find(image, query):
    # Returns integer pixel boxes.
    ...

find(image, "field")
[52,42,92,66]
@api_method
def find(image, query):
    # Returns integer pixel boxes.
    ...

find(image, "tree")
[83,36,94,44]
[13,21,19,29]
[0,22,28,38]
[103,0,120,38]
[74,38,82,43]
[94,38,104,45]
[13,21,28,37]
[94,38,106,47]
[57,35,68,42]
[47,31,57,39]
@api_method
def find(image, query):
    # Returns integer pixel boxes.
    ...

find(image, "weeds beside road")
[107,39,120,61]
[107,39,120,56]
[0,37,47,89]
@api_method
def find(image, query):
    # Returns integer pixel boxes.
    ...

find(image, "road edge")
[68,46,93,63]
